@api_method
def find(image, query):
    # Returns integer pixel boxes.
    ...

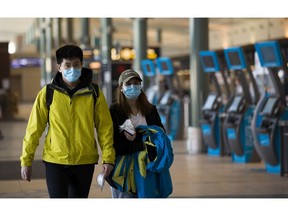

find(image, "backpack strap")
[46,84,54,123]
[89,83,99,105]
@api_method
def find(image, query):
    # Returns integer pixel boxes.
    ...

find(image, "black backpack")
[46,83,99,122]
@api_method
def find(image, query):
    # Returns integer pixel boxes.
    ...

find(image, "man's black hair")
[55,44,83,64]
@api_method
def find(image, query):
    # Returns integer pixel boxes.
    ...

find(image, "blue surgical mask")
[122,84,142,100]
[63,67,82,83]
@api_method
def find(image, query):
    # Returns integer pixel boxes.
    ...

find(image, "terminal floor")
[1,103,288,198]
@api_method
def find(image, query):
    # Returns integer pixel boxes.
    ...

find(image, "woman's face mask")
[63,67,82,83]
[122,84,142,100]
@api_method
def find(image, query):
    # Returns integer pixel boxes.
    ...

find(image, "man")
[20,44,115,198]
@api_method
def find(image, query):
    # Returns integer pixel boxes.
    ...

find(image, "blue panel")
[254,41,283,67]
[226,128,236,140]
[232,154,248,163]
[169,99,181,141]
[266,163,280,173]
[223,47,247,70]
[141,59,156,77]
[155,57,174,75]
[258,133,270,146]
[199,51,220,73]
[208,147,221,156]
[201,124,211,135]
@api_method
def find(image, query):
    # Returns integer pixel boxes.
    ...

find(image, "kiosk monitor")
[141,59,156,77]
[224,47,247,70]
[228,96,243,112]
[255,41,283,68]
[155,57,174,75]
[199,51,220,73]
[203,94,217,110]
[261,97,278,116]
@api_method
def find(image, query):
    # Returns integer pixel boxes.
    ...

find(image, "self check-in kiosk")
[155,57,183,141]
[199,51,229,156]
[252,41,288,173]
[141,59,159,105]
[223,47,260,163]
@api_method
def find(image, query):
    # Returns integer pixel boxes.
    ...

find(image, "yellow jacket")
[20,84,115,167]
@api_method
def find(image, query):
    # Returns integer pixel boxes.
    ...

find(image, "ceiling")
[0,18,286,57]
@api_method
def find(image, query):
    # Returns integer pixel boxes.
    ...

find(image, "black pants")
[44,161,95,198]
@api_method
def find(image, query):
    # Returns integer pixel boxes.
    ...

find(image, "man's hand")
[102,164,114,179]
[21,166,32,182]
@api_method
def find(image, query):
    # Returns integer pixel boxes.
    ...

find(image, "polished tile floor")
[1,103,288,199]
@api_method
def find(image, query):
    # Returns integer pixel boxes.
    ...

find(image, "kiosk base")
[208,147,221,156]
[266,163,280,174]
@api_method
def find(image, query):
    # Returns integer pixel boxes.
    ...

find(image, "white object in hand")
[119,119,135,135]
[97,173,105,191]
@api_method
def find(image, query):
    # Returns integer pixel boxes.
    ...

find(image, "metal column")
[66,18,74,44]
[133,18,147,75]
[188,18,209,153]
[45,18,53,83]
[54,18,62,49]
[81,18,90,48]
[39,18,46,87]
[100,18,113,105]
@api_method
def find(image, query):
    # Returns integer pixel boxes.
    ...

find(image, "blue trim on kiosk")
[255,41,283,67]
[141,59,156,77]
[223,47,247,70]
[199,51,220,73]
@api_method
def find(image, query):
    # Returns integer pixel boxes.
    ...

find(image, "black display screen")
[202,56,215,68]
[260,46,277,64]
[146,64,152,72]
[203,94,217,110]
[228,51,241,66]
[161,61,169,71]
[261,97,278,115]
[228,96,242,112]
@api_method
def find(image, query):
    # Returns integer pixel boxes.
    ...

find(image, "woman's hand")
[124,131,136,141]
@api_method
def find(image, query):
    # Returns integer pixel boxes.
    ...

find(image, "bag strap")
[46,84,54,123]
[89,83,99,105]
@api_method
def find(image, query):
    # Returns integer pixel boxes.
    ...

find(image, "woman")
[109,69,165,198]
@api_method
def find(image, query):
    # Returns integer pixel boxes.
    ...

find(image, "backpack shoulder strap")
[46,84,54,122]
[89,83,99,105]
[46,84,54,111]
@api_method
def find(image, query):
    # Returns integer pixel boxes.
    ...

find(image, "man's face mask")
[63,67,82,83]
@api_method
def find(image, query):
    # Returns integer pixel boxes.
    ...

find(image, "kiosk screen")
[255,41,283,67]
[141,59,156,77]
[146,64,152,72]
[161,61,169,71]
[260,46,277,65]
[203,94,217,110]
[261,97,278,115]
[202,56,214,68]
[155,57,173,75]
[228,96,242,112]
[199,51,220,72]
[224,47,247,70]
[228,51,241,66]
